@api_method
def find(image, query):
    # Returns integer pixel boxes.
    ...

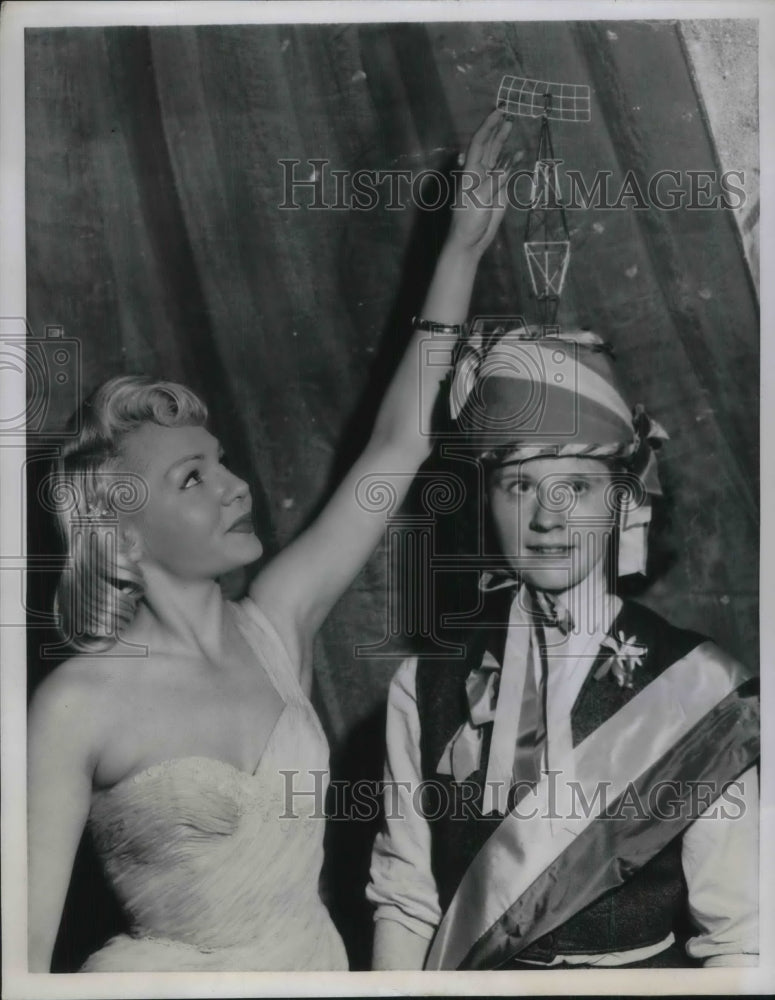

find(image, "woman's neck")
[129,565,228,662]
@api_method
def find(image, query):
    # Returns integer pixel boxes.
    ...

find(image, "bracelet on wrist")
[412,316,467,335]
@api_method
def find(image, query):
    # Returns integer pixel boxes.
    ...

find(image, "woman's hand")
[447,108,518,257]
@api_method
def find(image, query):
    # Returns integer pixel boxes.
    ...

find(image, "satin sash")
[424,642,759,970]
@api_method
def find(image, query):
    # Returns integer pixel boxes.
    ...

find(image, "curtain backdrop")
[25,20,758,969]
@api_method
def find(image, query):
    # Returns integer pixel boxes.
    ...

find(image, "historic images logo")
[278,160,746,213]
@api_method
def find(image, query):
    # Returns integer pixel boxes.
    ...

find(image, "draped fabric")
[24,20,758,969]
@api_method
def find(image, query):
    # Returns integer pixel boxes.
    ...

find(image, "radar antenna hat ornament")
[497,75,591,325]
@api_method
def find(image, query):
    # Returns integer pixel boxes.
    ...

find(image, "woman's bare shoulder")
[28,650,143,738]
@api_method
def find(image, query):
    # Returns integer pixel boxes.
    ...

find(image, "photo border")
[1,1,772,997]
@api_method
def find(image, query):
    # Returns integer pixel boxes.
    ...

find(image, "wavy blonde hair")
[51,375,208,653]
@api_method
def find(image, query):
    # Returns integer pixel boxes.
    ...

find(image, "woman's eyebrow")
[165,453,205,476]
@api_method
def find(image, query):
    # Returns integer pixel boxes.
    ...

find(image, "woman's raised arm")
[251,110,515,685]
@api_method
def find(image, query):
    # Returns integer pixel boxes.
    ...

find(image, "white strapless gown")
[81,598,348,971]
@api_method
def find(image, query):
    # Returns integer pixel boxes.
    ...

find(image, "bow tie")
[479,573,573,635]
[531,588,573,636]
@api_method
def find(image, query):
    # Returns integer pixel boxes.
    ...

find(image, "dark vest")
[415,593,707,965]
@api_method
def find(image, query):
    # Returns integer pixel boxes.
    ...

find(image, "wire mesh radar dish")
[496,75,591,123]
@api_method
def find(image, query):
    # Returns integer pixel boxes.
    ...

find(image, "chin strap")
[618,498,652,577]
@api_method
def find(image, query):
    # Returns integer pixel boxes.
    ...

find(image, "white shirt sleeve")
[683,765,759,966]
[366,657,442,940]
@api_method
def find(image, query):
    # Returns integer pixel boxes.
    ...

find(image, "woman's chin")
[226,533,264,561]
[213,539,264,584]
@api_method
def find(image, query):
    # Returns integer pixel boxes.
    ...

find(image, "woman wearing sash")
[368,326,759,969]
[26,110,517,972]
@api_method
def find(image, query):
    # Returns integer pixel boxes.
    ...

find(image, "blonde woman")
[27,110,515,972]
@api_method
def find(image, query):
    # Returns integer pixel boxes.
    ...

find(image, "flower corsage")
[594,630,647,689]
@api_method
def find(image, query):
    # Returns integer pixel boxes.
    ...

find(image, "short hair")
[51,375,208,653]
